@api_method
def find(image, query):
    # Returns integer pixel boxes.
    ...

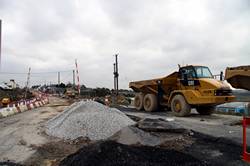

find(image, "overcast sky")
[0,0,249,89]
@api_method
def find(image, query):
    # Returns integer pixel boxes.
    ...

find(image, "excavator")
[225,65,250,112]
[225,65,250,91]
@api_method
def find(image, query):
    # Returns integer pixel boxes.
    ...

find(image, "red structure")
[242,117,250,162]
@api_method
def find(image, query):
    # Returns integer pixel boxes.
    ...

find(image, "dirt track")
[0,97,78,165]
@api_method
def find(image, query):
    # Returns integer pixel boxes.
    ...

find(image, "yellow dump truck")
[129,65,235,116]
[225,65,250,91]
[1,97,10,107]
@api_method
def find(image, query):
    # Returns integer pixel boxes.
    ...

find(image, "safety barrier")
[242,117,250,162]
[0,95,49,118]
[242,103,250,163]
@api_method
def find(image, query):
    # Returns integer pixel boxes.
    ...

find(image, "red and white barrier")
[0,95,49,118]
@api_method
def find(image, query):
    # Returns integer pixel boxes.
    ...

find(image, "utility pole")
[113,63,116,92]
[113,54,119,96]
[73,69,75,86]
[58,72,60,85]
[25,67,31,99]
[75,59,80,95]
[0,20,2,71]
[115,54,119,95]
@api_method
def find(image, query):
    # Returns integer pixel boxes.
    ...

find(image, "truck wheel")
[134,93,144,110]
[143,94,158,112]
[171,94,191,117]
[196,106,214,115]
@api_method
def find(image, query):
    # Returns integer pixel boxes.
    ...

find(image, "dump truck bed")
[129,72,178,96]
[225,65,250,91]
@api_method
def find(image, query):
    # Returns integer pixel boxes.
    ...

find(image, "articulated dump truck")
[129,65,235,117]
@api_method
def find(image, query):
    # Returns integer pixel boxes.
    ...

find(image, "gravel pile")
[46,101,135,140]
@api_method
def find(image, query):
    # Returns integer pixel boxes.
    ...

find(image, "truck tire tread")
[143,94,158,112]
[171,94,191,117]
[134,93,144,110]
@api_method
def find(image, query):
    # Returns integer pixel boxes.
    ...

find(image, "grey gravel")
[45,101,135,140]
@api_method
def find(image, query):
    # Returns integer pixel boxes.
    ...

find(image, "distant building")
[0,79,19,90]
[0,83,11,90]
[8,79,19,89]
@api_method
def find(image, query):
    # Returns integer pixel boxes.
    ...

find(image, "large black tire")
[134,93,144,110]
[143,94,158,112]
[196,106,214,115]
[171,94,191,117]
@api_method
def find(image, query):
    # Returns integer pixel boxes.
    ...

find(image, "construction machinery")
[224,65,250,114]
[1,97,10,107]
[65,88,78,98]
[129,65,235,116]
[225,65,250,91]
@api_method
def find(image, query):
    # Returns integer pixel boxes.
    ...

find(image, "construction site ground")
[0,97,249,166]
[117,106,246,145]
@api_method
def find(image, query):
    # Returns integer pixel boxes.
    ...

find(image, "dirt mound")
[60,141,208,166]
[109,124,193,150]
[0,162,23,166]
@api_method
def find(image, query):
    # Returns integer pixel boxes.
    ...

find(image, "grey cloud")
[0,0,250,88]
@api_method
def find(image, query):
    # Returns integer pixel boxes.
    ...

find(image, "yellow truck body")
[129,65,235,116]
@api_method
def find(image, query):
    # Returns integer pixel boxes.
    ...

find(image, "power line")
[60,71,73,83]
[0,70,73,75]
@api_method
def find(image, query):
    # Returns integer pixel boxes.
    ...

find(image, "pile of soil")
[60,141,208,166]
[0,162,23,166]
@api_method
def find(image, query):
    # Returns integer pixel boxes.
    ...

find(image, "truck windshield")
[195,66,213,78]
